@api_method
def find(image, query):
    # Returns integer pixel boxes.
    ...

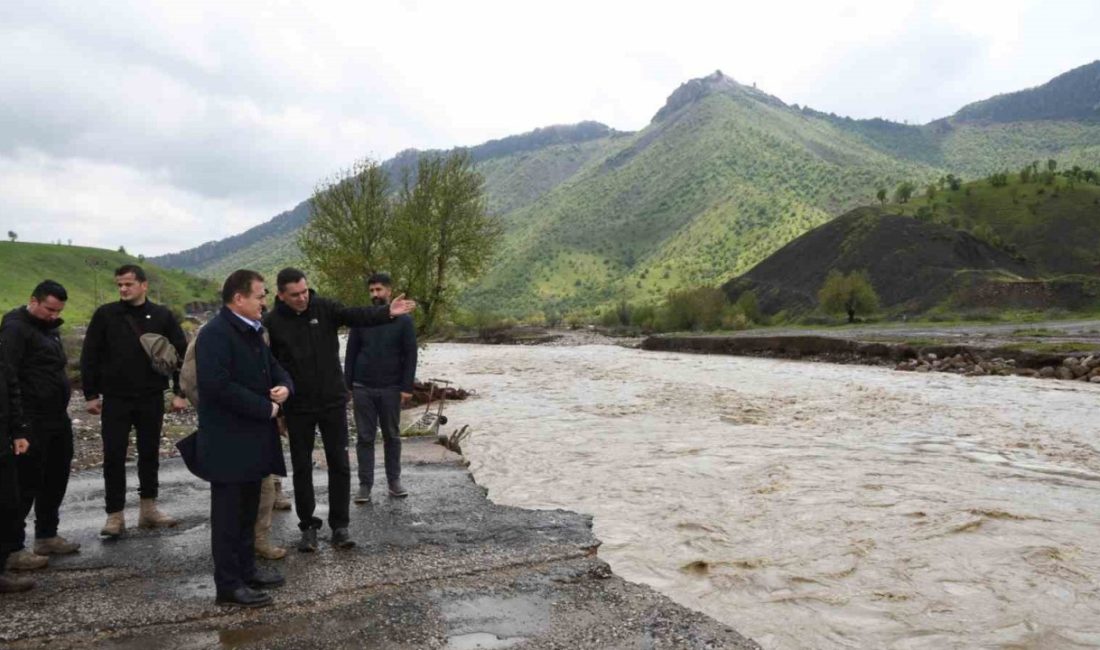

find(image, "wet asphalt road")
[1,439,758,649]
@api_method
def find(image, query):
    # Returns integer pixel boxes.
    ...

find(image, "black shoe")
[354,485,372,504]
[331,528,356,549]
[297,527,318,553]
[245,569,285,589]
[215,586,273,608]
[387,480,408,498]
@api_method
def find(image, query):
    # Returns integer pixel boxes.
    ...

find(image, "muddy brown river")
[418,343,1100,649]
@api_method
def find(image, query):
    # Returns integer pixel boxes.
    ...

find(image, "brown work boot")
[101,511,126,538]
[5,549,48,571]
[255,540,287,560]
[272,478,291,511]
[0,572,35,593]
[34,536,81,555]
[138,498,179,528]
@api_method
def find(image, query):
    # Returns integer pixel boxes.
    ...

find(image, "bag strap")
[122,312,146,339]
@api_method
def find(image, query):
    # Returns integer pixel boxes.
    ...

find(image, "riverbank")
[2,438,758,649]
[642,320,1100,382]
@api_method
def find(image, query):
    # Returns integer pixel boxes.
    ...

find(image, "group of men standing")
[0,264,418,609]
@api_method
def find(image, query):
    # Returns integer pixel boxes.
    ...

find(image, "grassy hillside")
[178,133,627,283]
[0,242,218,326]
[892,173,1100,276]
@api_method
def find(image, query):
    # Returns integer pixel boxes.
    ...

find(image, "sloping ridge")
[151,121,619,272]
[952,60,1100,124]
[723,207,1036,314]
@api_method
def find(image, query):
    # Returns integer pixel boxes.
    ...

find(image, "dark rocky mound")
[722,207,1036,314]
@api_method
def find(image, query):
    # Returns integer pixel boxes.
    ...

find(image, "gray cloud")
[0,0,1096,255]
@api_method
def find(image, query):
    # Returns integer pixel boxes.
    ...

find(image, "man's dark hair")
[32,280,68,303]
[366,272,392,287]
[276,267,307,292]
[114,264,147,282]
[221,270,265,304]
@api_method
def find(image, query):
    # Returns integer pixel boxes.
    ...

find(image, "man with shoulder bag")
[81,265,189,538]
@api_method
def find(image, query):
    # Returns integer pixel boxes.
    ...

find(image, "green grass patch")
[0,242,218,326]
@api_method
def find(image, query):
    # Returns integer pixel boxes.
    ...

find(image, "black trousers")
[210,480,261,594]
[101,394,165,513]
[0,453,21,569]
[351,386,402,488]
[286,406,351,532]
[17,417,73,543]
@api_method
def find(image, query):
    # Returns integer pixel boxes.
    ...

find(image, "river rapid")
[417,343,1100,649]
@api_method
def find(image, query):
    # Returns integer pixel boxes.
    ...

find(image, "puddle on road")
[446,631,527,649]
[436,592,550,649]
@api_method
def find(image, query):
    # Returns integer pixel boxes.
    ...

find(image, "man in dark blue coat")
[195,270,292,608]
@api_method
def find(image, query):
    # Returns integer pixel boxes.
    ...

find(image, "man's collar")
[222,306,263,332]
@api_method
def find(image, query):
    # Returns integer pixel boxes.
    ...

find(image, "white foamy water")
[418,343,1100,649]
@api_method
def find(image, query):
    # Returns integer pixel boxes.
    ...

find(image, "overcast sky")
[1,0,1097,256]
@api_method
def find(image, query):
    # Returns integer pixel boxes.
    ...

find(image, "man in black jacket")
[0,280,79,571]
[195,269,292,608]
[345,273,418,502]
[1,351,33,593]
[81,265,189,538]
[264,268,416,552]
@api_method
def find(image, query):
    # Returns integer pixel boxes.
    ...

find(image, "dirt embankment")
[436,326,644,347]
[642,334,1100,382]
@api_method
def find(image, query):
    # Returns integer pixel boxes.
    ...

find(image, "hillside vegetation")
[152,61,1100,319]
[722,207,1037,317]
[0,242,218,325]
[891,168,1100,276]
[722,165,1100,321]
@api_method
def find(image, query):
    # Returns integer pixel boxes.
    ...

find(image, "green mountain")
[153,62,1100,317]
[151,122,624,282]
[0,242,219,325]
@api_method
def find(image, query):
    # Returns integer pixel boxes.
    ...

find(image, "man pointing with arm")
[263,268,415,553]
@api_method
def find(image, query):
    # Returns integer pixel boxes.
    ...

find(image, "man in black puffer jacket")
[1,348,34,592]
[263,268,416,553]
[0,280,79,571]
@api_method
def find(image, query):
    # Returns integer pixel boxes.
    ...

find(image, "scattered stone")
[1057,367,1076,381]
[1039,366,1057,378]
